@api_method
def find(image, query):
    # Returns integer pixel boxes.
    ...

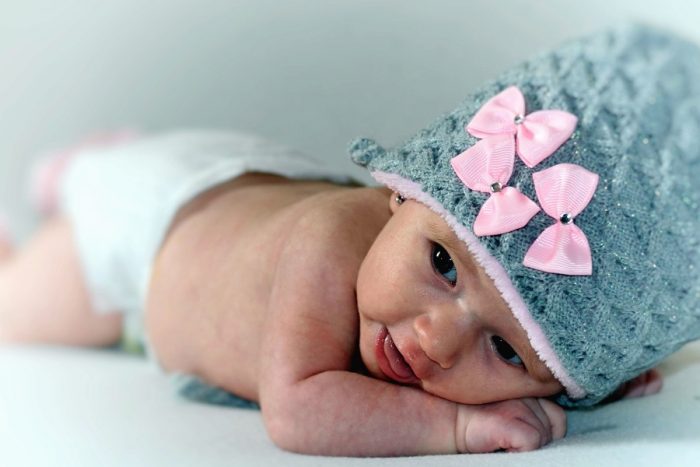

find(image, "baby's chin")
[420,375,561,406]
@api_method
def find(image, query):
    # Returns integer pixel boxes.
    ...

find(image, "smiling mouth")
[375,327,419,384]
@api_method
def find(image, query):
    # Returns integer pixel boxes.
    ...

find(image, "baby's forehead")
[404,201,452,233]
[410,203,474,263]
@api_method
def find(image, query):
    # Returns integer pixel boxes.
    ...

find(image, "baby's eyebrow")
[425,220,475,271]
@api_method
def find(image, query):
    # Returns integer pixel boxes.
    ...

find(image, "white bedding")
[0,342,698,467]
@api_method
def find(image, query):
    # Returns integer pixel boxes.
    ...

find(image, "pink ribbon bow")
[466,86,578,168]
[523,163,599,276]
[450,134,540,236]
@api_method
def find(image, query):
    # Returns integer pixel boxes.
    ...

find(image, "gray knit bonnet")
[349,24,700,407]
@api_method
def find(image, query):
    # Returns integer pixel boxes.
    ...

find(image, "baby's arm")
[261,367,458,455]
[258,230,564,456]
[260,368,565,456]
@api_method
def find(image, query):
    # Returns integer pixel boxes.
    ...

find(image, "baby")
[1,24,699,456]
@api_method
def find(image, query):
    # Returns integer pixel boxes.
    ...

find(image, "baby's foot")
[0,217,13,262]
[29,130,139,215]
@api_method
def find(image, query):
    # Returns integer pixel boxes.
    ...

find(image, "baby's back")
[145,173,390,401]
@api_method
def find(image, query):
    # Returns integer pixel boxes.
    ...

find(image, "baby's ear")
[389,192,405,214]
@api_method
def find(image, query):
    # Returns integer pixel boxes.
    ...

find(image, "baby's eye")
[431,242,457,286]
[491,336,524,367]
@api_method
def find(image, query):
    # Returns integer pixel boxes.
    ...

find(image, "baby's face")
[356,195,563,405]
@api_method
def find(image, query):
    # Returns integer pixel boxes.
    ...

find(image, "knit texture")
[349,24,700,407]
[171,374,260,410]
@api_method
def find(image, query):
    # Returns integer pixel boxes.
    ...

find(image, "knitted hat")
[349,23,700,407]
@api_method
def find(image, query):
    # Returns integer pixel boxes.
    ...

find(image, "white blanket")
[0,342,698,467]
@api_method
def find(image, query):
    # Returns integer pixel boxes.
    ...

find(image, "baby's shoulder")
[278,187,391,282]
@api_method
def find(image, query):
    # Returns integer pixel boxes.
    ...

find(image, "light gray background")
[1,1,700,466]
[1,0,700,237]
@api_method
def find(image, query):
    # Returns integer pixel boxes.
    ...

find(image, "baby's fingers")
[500,418,549,452]
[623,369,663,398]
[503,400,566,451]
[520,398,553,444]
[538,398,567,440]
[464,417,543,453]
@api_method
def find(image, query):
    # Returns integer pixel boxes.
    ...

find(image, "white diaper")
[58,130,356,349]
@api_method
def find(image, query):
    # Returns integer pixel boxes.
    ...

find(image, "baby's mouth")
[375,327,419,384]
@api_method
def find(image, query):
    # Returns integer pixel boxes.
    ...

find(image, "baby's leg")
[0,216,122,346]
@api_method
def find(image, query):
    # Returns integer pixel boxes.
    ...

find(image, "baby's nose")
[413,310,469,370]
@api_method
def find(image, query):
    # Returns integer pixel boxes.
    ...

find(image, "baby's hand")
[608,368,663,401]
[455,398,566,453]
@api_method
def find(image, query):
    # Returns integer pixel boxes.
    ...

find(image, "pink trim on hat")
[371,170,586,399]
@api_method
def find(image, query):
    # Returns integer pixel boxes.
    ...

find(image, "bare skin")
[147,174,565,455]
[0,219,122,346]
[0,172,662,456]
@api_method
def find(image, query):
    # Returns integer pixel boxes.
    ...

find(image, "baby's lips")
[400,341,433,382]
[375,327,419,385]
[384,332,417,381]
